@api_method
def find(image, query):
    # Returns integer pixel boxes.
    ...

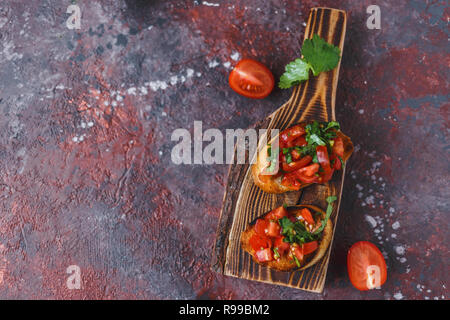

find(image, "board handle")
[285,8,347,123]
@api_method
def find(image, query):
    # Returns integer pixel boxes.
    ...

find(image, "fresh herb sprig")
[278,196,337,246]
[279,34,341,89]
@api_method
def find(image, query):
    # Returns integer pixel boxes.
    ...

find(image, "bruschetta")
[241,198,336,271]
[252,121,353,194]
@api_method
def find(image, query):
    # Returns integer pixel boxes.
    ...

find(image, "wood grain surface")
[212,7,348,293]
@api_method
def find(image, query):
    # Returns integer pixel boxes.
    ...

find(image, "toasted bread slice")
[241,205,333,271]
[252,126,354,194]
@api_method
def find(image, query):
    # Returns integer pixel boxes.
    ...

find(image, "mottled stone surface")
[0,0,448,299]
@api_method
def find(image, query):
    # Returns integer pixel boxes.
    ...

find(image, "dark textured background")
[0,0,448,299]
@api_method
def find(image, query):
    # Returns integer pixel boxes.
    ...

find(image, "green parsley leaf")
[273,247,280,259]
[278,58,311,89]
[313,196,337,235]
[279,34,341,89]
[293,255,301,267]
[302,34,341,76]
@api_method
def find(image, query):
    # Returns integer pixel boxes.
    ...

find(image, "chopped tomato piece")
[302,241,318,255]
[281,173,302,190]
[280,125,306,145]
[330,154,341,170]
[332,137,344,158]
[274,237,290,255]
[316,146,334,183]
[281,155,312,172]
[298,208,315,225]
[296,172,318,183]
[293,136,307,147]
[316,145,331,168]
[254,219,268,236]
[249,234,271,251]
[266,221,281,237]
[256,248,273,262]
[293,245,304,262]
[265,206,288,221]
[296,163,320,176]
[291,148,302,160]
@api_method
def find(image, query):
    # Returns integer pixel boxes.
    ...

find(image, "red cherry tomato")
[347,241,387,291]
[228,59,274,99]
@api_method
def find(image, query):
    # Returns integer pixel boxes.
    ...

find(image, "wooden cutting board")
[211,7,348,293]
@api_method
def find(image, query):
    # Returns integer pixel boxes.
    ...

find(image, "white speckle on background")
[223,61,231,69]
[230,51,240,61]
[139,86,148,95]
[170,75,178,85]
[196,72,202,77]
[393,292,404,300]
[127,87,137,95]
[208,60,220,68]
[186,68,194,78]
[87,121,94,127]
[202,1,219,6]
[392,221,400,230]
[365,215,377,228]
[395,245,405,255]
[359,109,364,114]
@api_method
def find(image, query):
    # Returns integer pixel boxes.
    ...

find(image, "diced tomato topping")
[296,163,320,176]
[302,241,318,255]
[265,206,288,221]
[274,237,290,255]
[266,221,281,237]
[298,208,315,225]
[316,146,334,183]
[293,245,304,262]
[332,137,344,158]
[254,219,268,236]
[281,173,302,190]
[292,163,320,183]
[316,146,331,168]
[249,234,271,251]
[256,248,273,262]
[293,136,307,147]
[330,154,341,170]
[291,148,302,160]
[281,155,312,172]
[280,125,306,145]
